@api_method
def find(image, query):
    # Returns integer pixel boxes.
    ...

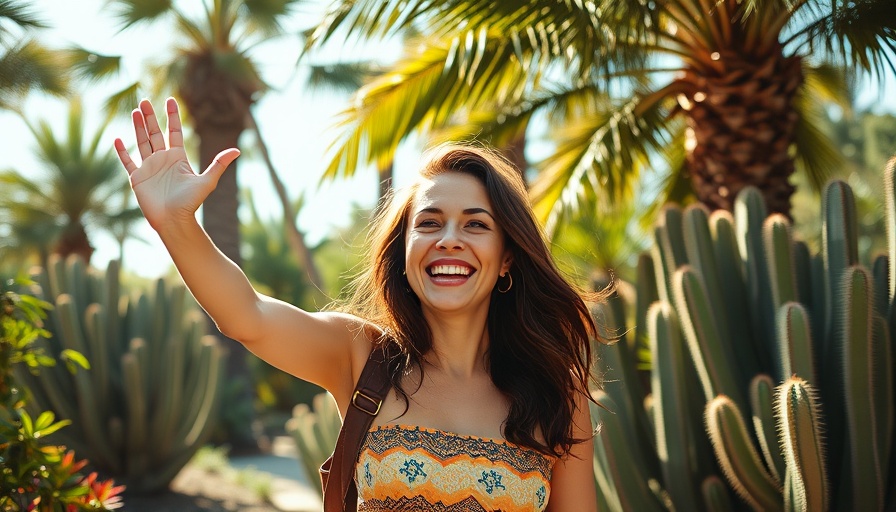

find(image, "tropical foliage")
[0,99,137,267]
[0,0,68,111]
[306,0,896,232]
[0,282,123,511]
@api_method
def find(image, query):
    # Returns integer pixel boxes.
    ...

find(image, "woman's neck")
[421,307,491,378]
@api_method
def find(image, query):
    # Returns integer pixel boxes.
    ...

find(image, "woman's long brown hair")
[341,143,607,457]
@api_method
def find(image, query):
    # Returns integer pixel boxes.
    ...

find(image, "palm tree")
[305,0,895,230]
[0,99,132,265]
[108,0,306,447]
[102,0,336,286]
[110,0,301,267]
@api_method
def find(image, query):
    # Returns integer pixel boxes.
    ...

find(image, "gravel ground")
[120,465,278,512]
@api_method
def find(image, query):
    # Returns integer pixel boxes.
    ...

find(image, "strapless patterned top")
[354,424,555,511]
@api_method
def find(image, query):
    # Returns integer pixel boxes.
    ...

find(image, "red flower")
[80,472,126,510]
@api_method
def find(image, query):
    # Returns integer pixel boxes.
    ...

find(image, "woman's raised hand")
[113,98,240,232]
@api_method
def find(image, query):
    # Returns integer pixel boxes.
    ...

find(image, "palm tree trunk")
[503,132,529,185]
[191,106,258,447]
[198,127,243,267]
[680,50,802,215]
[54,223,94,264]
[246,110,324,292]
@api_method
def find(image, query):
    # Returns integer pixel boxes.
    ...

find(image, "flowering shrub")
[0,283,124,511]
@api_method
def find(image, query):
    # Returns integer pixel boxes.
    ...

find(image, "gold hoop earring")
[497,273,513,293]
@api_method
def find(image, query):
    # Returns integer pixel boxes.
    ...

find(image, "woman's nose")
[437,224,464,250]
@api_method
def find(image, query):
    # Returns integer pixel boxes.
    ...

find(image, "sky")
[4,0,895,279]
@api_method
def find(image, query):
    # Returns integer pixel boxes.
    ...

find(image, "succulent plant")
[590,156,895,511]
[15,256,225,492]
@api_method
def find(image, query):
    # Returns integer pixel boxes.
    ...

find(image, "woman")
[115,98,603,511]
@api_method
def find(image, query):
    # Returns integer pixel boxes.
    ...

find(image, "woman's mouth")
[426,262,475,285]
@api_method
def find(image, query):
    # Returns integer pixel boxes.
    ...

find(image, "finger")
[202,148,241,187]
[139,99,166,152]
[132,108,152,161]
[114,138,138,175]
[166,98,184,148]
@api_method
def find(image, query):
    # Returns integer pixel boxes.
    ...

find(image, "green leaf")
[61,348,90,372]
[35,418,71,439]
[34,410,55,431]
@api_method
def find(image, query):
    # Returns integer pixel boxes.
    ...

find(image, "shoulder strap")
[321,346,393,512]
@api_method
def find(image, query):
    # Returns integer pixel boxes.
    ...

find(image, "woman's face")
[404,171,512,316]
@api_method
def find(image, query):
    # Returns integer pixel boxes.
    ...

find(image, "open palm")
[114,98,239,232]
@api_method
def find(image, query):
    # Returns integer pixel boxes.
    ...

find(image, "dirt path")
[120,466,278,512]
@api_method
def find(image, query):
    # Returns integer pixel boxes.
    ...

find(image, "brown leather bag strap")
[322,346,393,511]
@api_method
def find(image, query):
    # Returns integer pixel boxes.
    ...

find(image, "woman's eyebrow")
[463,207,495,220]
[414,207,495,220]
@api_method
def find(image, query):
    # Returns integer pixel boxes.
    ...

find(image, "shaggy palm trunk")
[678,49,802,215]
[504,132,528,185]
[54,223,93,264]
[180,55,258,447]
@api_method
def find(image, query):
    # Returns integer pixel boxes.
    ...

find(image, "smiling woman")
[114,99,608,512]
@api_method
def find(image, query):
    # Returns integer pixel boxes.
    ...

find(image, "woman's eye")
[467,220,489,229]
[417,219,439,228]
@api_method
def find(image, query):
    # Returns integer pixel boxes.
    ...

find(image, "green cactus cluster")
[285,391,341,493]
[14,255,225,492]
[591,157,896,511]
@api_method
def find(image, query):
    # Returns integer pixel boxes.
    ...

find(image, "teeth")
[430,265,471,276]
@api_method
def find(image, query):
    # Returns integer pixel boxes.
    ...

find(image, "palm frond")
[436,82,612,150]
[102,82,141,124]
[793,0,896,81]
[801,61,853,109]
[110,0,175,30]
[0,39,68,106]
[307,61,380,93]
[174,11,211,51]
[0,0,46,30]
[64,46,122,83]
[321,29,534,180]
[307,0,430,48]
[530,93,675,234]
[640,124,692,228]
[792,90,844,193]
[309,0,656,85]
[241,0,299,37]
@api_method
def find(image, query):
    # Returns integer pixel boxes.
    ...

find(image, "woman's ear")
[501,251,513,275]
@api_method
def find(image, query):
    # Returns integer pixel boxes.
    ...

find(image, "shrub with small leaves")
[0,280,124,511]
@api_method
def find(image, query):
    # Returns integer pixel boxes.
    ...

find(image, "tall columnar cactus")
[15,256,224,492]
[591,156,895,510]
[285,392,341,494]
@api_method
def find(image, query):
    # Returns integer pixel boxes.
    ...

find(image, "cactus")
[777,377,827,512]
[15,256,224,492]
[705,395,782,511]
[590,156,895,510]
[648,302,700,510]
[286,392,342,494]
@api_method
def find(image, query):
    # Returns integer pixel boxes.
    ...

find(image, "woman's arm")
[545,391,598,512]
[114,98,370,408]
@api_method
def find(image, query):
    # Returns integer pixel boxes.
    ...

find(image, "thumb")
[202,148,241,186]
